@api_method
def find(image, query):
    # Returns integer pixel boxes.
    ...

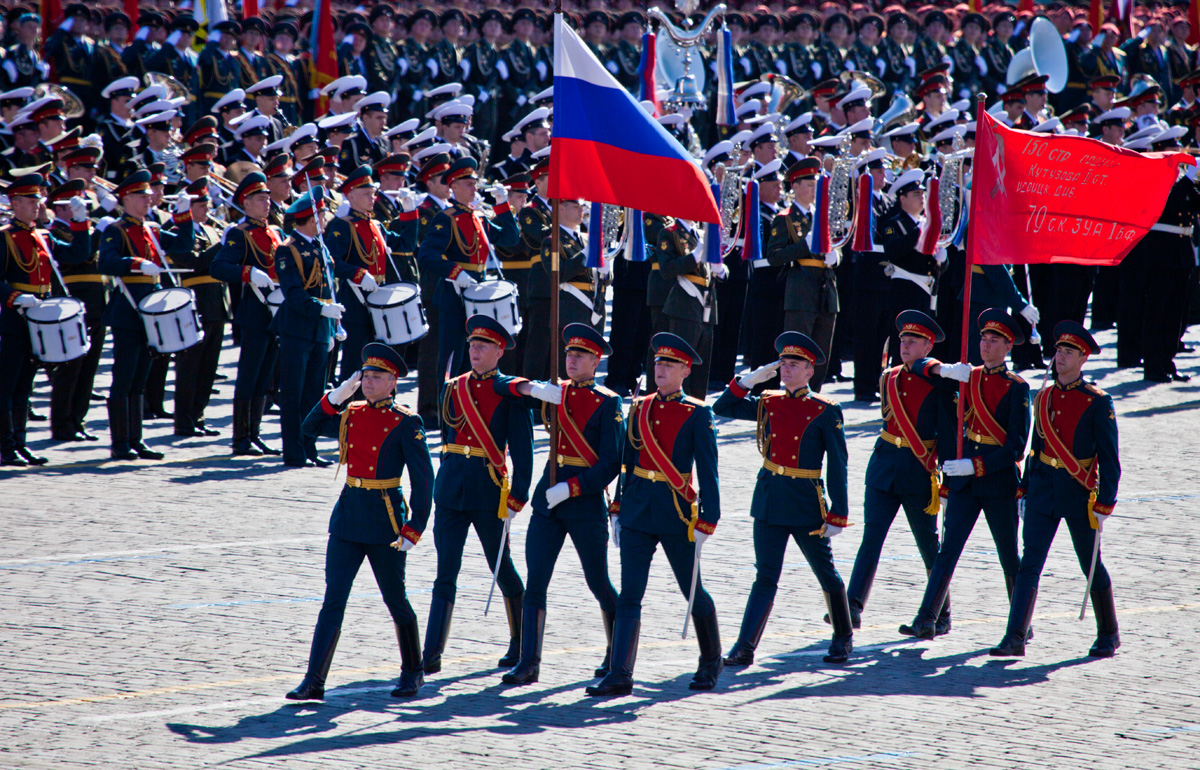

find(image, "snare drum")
[266,287,284,317]
[24,297,89,363]
[366,282,428,344]
[138,287,204,353]
[463,279,522,336]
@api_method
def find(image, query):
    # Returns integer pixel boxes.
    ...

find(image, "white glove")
[712,262,728,280]
[12,293,40,309]
[1092,512,1110,532]
[249,267,274,289]
[610,514,621,547]
[489,184,508,204]
[399,537,416,552]
[692,245,705,263]
[529,381,563,404]
[138,261,164,277]
[738,360,781,389]
[943,458,975,476]
[68,196,88,222]
[824,523,843,538]
[545,482,570,509]
[938,362,972,382]
[453,270,477,289]
[1018,498,1025,521]
[824,250,839,267]
[98,190,118,212]
[173,193,191,214]
[1020,303,1041,326]
[934,247,948,264]
[329,371,362,406]
[356,272,379,292]
[397,190,417,213]
[335,200,350,218]
[320,302,345,320]
[694,530,710,548]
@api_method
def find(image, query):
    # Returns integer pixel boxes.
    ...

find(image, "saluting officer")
[992,322,1121,659]
[501,324,623,685]
[424,316,535,675]
[900,310,1029,640]
[416,157,518,383]
[845,311,959,630]
[589,333,722,697]
[0,174,91,466]
[198,20,243,117]
[211,172,284,457]
[286,343,434,701]
[714,332,854,665]
[97,170,194,461]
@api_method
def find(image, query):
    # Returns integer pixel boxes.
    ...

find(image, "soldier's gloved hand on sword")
[1020,303,1040,326]
[545,482,570,509]
[249,267,273,288]
[320,302,346,320]
[693,530,710,549]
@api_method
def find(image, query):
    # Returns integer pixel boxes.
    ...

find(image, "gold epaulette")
[1082,381,1106,397]
[391,403,416,417]
[810,391,838,406]
[1005,370,1027,386]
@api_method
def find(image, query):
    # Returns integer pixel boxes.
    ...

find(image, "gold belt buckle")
[461,444,471,456]
[890,435,902,447]
[771,463,782,475]
[647,469,657,481]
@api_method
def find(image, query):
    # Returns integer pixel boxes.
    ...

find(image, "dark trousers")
[338,313,372,383]
[742,270,786,372]
[109,327,154,399]
[828,258,854,375]
[784,309,836,391]
[1010,266,1044,369]
[144,354,171,413]
[664,316,713,399]
[524,513,617,614]
[174,321,224,431]
[436,299,469,387]
[279,335,329,464]
[416,304,440,419]
[49,318,104,434]
[847,485,942,612]
[616,526,715,621]
[748,518,845,603]
[1116,250,1148,367]
[0,331,37,451]
[644,305,666,379]
[431,506,524,604]
[919,491,1020,614]
[304,534,416,675]
[232,325,278,400]
[711,263,748,384]
[1143,264,1191,378]
[852,288,890,401]
[1035,264,1095,360]
[606,288,652,393]
[1090,266,1119,330]
[523,297,551,381]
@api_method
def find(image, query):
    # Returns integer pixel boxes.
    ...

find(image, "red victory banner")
[968,110,1193,267]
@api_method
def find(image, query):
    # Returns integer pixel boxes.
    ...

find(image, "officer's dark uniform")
[900,310,1030,640]
[742,190,787,383]
[424,317,533,674]
[412,154,453,422]
[43,24,94,120]
[362,16,398,96]
[517,183,552,377]
[145,33,200,125]
[499,25,540,126]
[266,42,304,127]
[879,188,940,364]
[714,332,854,666]
[170,190,228,439]
[605,216,655,395]
[492,175,534,376]
[657,219,716,399]
[589,333,722,697]
[97,171,194,460]
[956,264,1032,365]
[501,324,623,685]
[286,344,434,701]
[198,27,242,116]
[338,121,388,176]
[527,223,603,380]
[211,172,284,456]
[325,166,419,381]
[461,18,502,147]
[0,175,91,465]
[845,311,950,628]
[992,322,1121,659]
[416,158,519,385]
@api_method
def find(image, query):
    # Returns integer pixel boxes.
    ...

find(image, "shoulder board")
[1083,381,1107,397]
[633,394,655,406]
[593,385,618,398]
[1005,370,1027,385]
[346,400,369,411]
[761,389,785,399]
[810,392,838,406]
[392,403,416,417]
[681,396,704,409]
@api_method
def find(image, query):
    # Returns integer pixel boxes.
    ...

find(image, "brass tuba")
[827,135,857,250]
[838,70,887,101]
[33,83,84,119]
[143,72,194,104]
[936,135,970,248]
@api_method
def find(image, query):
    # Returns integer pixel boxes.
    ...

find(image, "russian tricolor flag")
[550,15,721,225]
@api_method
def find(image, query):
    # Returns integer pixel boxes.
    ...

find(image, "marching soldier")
[845,311,959,630]
[97,170,194,460]
[170,179,228,439]
[493,173,534,375]
[657,216,724,400]
[899,310,1029,640]
[501,324,623,685]
[413,150,454,423]
[211,172,284,457]
[416,157,518,384]
[427,10,466,89]
[424,315,535,674]
[338,92,391,174]
[462,10,505,147]
[372,154,421,283]
[588,332,722,697]
[0,174,91,465]
[741,159,788,387]
[714,332,853,666]
[991,322,1121,659]
[286,343,434,700]
[2,11,49,90]
[501,9,543,127]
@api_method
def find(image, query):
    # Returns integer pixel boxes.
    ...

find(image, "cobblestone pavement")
[3,324,1200,769]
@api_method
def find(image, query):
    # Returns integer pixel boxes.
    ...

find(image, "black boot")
[594,611,615,678]
[900,570,952,640]
[586,619,639,697]
[689,612,723,691]
[391,618,425,697]
[422,597,454,674]
[1088,584,1120,658]
[50,375,78,441]
[250,397,280,455]
[823,588,855,664]
[825,597,863,629]
[106,398,138,461]
[231,399,261,456]
[11,404,47,465]
[498,593,523,668]
[0,411,25,466]
[286,629,340,700]
[501,606,544,685]
[724,591,773,666]
[934,580,952,636]
[129,397,164,460]
[1005,574,1033,642]
[991,587,1037,657]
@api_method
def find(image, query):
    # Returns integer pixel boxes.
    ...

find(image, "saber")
[1080,527,1101,620]
[484,517,511,616]
[881,335,890,374]
[682,541,700,639]
[1023,268,1041,345]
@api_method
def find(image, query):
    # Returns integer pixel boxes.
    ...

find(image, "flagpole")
[957,95,987,460]
[548,0,563,487]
